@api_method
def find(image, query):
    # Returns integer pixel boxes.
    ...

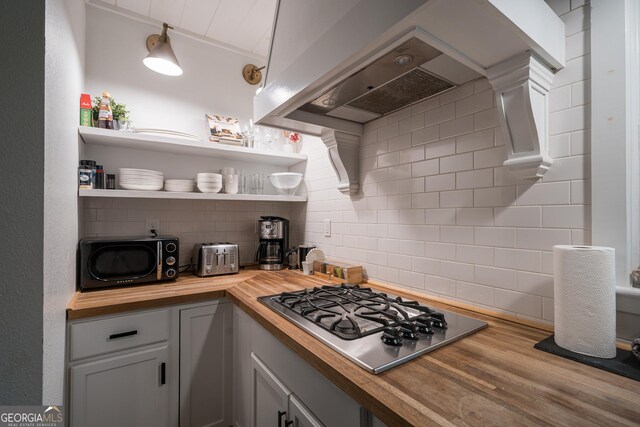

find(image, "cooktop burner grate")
[274,284,442,340]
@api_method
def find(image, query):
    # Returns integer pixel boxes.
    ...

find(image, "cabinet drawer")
[69,309,169,361]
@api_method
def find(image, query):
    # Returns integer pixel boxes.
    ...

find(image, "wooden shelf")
[78,126,307,167]
[79,189,307,202]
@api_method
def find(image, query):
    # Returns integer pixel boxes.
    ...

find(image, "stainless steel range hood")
[255,0,565,194]
[298,37,480,123]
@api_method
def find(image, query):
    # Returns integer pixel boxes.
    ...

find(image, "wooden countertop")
[68,270,640,426]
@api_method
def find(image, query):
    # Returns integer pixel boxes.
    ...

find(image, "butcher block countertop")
[68,269,640,426]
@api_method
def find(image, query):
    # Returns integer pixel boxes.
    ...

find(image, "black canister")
[297,245,316,271]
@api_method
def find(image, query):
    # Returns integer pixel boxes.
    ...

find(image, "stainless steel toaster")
[193,243,239,277]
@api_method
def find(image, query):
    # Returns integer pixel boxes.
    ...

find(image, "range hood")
[255,0,565,194]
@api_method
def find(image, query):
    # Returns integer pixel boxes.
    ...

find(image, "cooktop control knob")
[399,321,419,340]
[166,256,176,266]
[380,327,403,346]
[415,316,434,334]
[430,312,448,329]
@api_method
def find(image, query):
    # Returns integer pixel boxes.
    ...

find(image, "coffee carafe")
[256,216,289,270]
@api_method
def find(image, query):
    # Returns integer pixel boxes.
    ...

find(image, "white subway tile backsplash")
[386,194,412,209]
[411,124,440,146]
[516,228,572,250]
[440,83,474,105]
[516,181,571,205]
[398,270,425,289]
[424,275,456,296]
[440,153,473,173]
[517,271,554,298]
[549,84,571,112]
[425,208,456,225]
[456,169,494,189]
[440,260,474,282]
[494,289,542,318]
[475,227,516,248]
[543,155,590,182]
[388,253,412,270]
[399,113,424,135]
[542,205,590,228]
[550,105,589,135]
[456,208,493,226]
[424,103,456,127]
[425,242,457,260]
[412,257,441,275]
[570,129,590,155]
[474,186,516,207]
[412,192,440,209]
[440,190,473,208]
[456,245,494,265]
[411,159,439,177]
[425,173,456,192]
[411,97,440,115]
[456,129,494,154]
[474,265,518,290]
[440,115,475,139]
[570,180,591,204]
[440,226,475,244]
[425,138,456,158]
[495,248,542,272]
[377,122,399,140]
[388,133,412,153]
[549,133,571,158]
[473,146,506,169]
[494,206,541,227]
[456,281,494,305]
[473,108,499,130]
[455,90,494,117]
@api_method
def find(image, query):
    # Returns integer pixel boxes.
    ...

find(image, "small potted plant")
[92,95,130,129]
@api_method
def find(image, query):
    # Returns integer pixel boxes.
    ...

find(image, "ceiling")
[88,0,278,58]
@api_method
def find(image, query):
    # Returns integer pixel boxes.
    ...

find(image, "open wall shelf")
[79,189,306,202]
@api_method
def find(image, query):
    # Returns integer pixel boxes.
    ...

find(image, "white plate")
[305,248,326,264]
[165,179,194,185]
[135,128,202,141]
[119,182,163,191]
[119,168,163,175]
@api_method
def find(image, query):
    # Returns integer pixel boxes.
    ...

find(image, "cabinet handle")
[108,330,138,340]
[285,421,293,427]
[160,362,166,385]
[278,411,286,427]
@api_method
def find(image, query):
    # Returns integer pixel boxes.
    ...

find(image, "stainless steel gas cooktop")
[258,284,487,374]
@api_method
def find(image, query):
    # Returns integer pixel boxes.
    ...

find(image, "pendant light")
[144,23,183,76]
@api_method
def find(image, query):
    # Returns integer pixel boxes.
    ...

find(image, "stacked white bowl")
[119,168,163,191]
[164,179,195,192]
[196,173,222,193]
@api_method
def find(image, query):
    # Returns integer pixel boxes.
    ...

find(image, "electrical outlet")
[324,219,331,237]
[145,219,160,236]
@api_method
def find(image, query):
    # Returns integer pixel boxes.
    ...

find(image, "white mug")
[224,174,238,194]
[302,261,313,275]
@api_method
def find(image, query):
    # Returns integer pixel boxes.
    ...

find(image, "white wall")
[85,6,258,137]
[82,7,288,264]
[43,0,85,404]
[291,0,591,325]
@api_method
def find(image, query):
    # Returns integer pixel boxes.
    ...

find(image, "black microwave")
[79,236,180,290]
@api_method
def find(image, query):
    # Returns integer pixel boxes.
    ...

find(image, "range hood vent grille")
[346,68,454,115]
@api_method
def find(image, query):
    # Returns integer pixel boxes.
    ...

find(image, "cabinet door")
[288,395,324,427]
[180,302,232,427]
[251,353,291,427]
[70,345,169,427]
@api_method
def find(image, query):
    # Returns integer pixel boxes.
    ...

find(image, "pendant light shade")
[144,23,183,76]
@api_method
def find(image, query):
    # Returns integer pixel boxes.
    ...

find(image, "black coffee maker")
[256,216,289,270]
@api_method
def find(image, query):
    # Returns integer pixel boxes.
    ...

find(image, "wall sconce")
[243,64,265,85]
[144,23,183,76]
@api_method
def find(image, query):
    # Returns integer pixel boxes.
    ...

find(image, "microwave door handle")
[156,241,162,280]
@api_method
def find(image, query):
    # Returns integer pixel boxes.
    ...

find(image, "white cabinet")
[288,395,323,427]
[179,301,232,427]
[250,353,290,427]
[250,353,324,427]
[234,306,362,427]
[70,345,169,427]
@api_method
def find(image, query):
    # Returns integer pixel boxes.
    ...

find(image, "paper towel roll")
[553,245,616,358]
